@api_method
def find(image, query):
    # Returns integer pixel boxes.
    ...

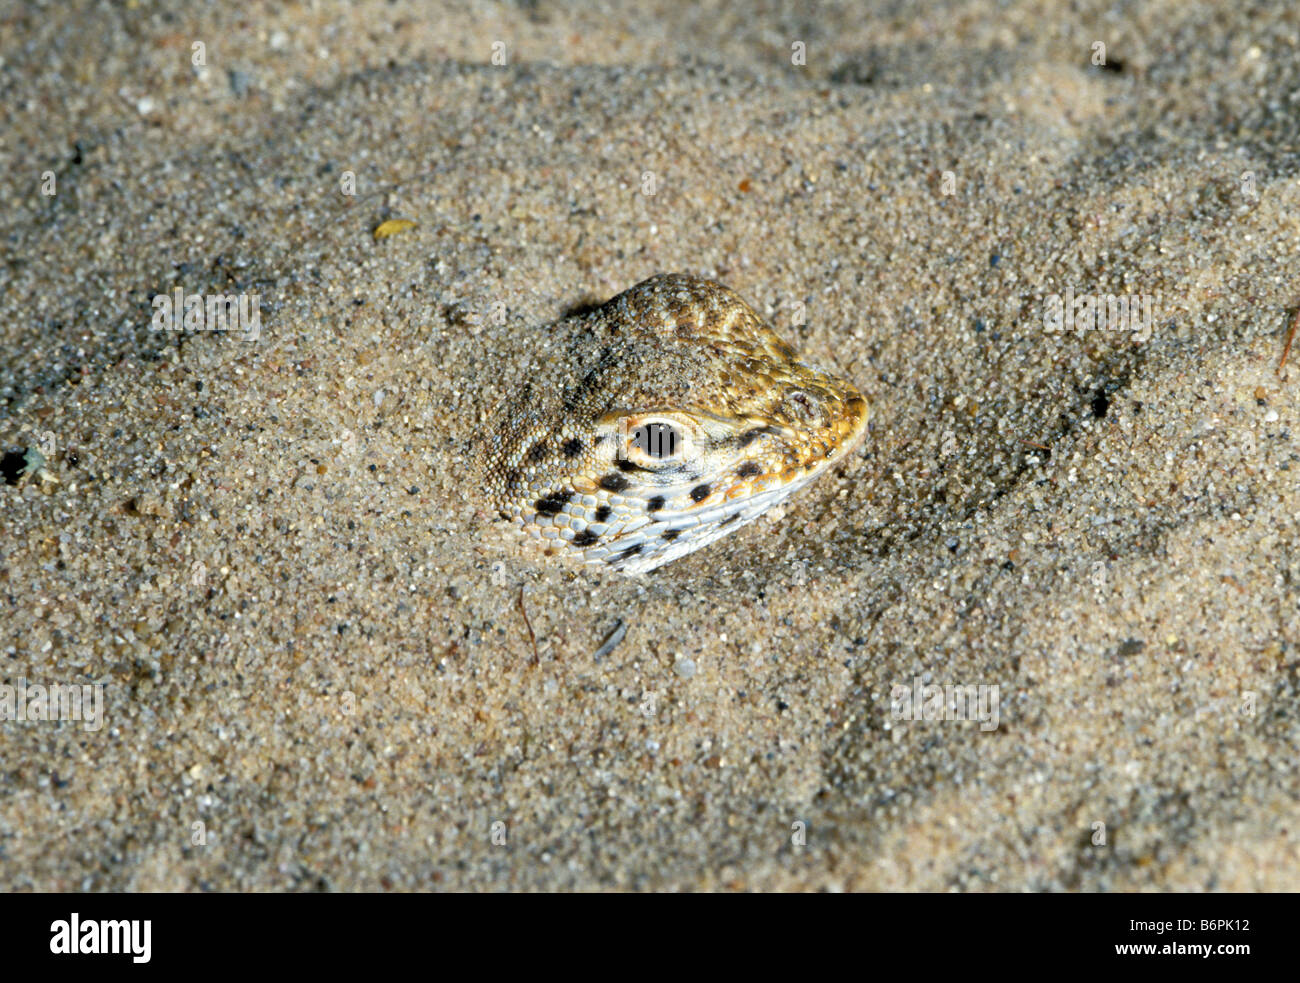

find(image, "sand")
[1,0,1298,890]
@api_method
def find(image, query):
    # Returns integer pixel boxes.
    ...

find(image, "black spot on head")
[599,473,630,492]
[736,461,763,478]
[619,544,643,559]
[527,441,548,464]
[646,495,665,513]
[561,437,584,458]
[562,351,617,412]
[534,490,574,516]
[690,483,711,503]
[616,458,649,473]
[595,505,612,522]
[719,513,739,526]
[572,529,599,546]
[737,425,780,448]
[661,528,681,542]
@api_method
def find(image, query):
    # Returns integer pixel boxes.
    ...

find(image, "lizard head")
[479,273,869,573]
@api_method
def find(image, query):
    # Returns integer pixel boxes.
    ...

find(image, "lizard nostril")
[783,390,825,427]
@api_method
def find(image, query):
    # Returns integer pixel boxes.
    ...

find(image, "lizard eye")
[612,414,694,471]
[630,421,680,460]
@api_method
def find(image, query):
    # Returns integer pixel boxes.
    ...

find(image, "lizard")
[478,273,869,574]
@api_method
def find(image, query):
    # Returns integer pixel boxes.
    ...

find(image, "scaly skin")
[478,273,870,573]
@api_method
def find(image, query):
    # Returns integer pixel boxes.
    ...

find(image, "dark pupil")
[631,422,678,459]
